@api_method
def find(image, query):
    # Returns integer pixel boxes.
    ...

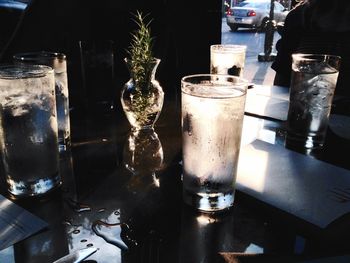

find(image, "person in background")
[271,0,350,114]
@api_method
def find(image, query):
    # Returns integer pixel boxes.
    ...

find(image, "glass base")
[6,173,62,197]
[285,132,325,149]
[183,190,234,213]
[131,125,155,132]
[285,132,326,158]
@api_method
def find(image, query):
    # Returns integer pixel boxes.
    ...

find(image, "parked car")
[226,0,289,31]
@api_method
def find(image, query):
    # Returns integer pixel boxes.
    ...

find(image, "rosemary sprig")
[126,11,157,126]
[127,11,155,92]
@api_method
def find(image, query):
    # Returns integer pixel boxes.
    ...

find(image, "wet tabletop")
[1,90,350,263]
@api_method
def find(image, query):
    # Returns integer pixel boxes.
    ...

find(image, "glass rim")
[292,53,341,61]
[181,74,248,97]
[0,64,54,79]
[13,51,66,61]
[182,73,248,83]
[210,44,247,53]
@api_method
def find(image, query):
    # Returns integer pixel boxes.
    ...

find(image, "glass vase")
[121,58,164,130]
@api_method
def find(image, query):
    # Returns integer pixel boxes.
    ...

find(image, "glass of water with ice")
[13,52,71,153]
[0,65,61,197]
[286,53,341,150]
[181,74,248,212]
[210,44,247,77]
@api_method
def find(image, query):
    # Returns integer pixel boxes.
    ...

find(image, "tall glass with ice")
[0,65,60,197]
[13,52,71,153]
[181,74,247,212]
[210,44,247,77]
[286,54,341,150]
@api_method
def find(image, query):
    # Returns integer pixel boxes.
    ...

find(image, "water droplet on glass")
[92,220,136,251]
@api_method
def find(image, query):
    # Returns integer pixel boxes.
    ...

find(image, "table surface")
[1,84,350,263]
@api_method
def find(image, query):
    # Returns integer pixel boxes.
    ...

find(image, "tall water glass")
[181,74,247,212]
[0,65,60,197]
[13,52,71,153]
[210,44,247,77]
[286,54,341,150]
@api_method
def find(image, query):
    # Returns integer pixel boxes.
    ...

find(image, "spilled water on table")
[92,219,137,250]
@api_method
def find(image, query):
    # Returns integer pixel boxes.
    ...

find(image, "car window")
[257,3,269,9]
[237,2,249,7]
[274,2,285,11]
[238,1,268,9]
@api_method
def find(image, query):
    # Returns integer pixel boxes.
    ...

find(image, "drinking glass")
[78,40,116,113]
[0,65,60,197]
[286,54,341,150]
[210,44,247,77]
[181,74,248,212]
[13,51,71,153]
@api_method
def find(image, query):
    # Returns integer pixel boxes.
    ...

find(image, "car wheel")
[258,17,268,32]
[229,25,238,32]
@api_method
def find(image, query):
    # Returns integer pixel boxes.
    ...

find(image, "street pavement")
[221,18,281,86]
